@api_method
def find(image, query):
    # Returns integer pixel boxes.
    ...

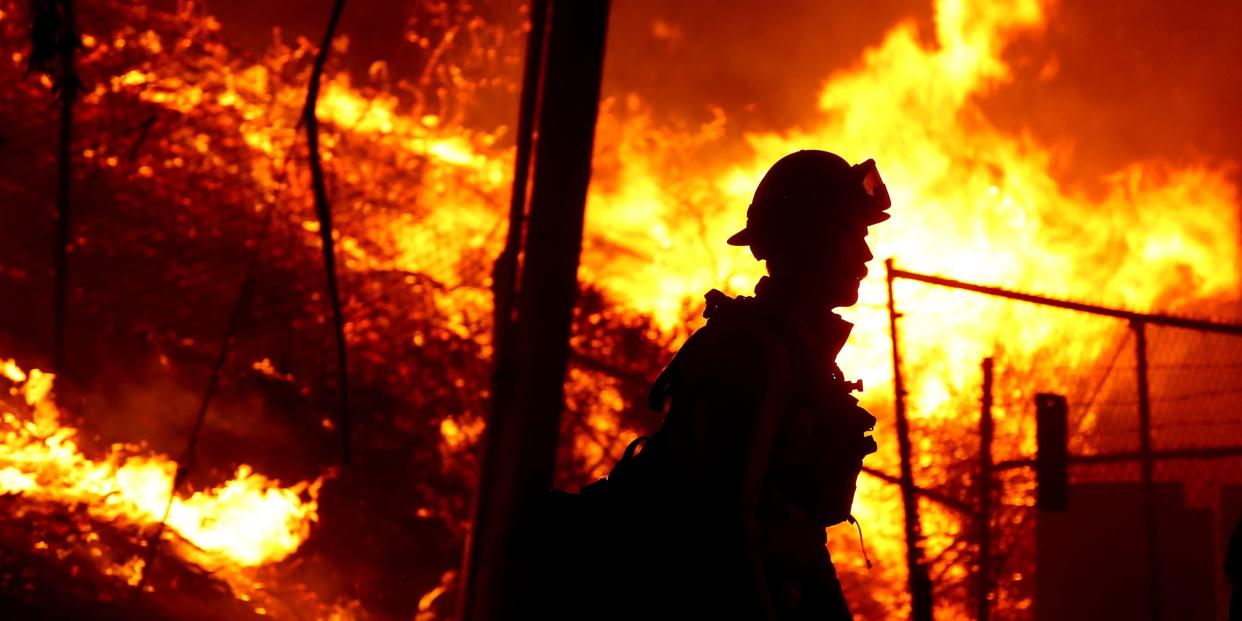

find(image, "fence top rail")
[887,264,1242,336]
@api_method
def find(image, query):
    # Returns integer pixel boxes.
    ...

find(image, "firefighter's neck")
[755,274,842,317]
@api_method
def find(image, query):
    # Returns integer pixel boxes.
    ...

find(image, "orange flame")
[0,358,322,574]
[4,0,1239,617]
[574,0,1238,615]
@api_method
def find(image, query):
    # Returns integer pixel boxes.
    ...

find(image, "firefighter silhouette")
[520,150,890,621]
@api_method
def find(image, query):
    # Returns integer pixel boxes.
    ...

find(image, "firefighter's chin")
[826,279,862,309]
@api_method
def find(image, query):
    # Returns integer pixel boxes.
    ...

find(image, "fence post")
[978,357,994,621]
[1132,319,1161,621]
[886,259,935,621]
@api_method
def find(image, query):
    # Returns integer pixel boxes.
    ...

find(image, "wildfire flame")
[1,0,1238,617]
[577,0,1240,615]
[0,358,322,578]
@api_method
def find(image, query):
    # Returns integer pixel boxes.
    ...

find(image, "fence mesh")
[890,267,1242,621]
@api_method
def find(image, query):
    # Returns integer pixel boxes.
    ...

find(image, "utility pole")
[886,259,935,621]
[459,2,611,620]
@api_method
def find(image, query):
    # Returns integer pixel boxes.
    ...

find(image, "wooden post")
[977,357,994,621]
[886,259,935,621]
[1133,319,1161,621]
[460,2,610,620]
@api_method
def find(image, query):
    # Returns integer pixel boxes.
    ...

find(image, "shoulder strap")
[647,289,750,412]
[647,328,705,412]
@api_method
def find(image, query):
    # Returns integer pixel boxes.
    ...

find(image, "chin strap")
[847,514,872,570]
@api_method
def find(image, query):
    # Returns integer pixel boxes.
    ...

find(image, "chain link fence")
[888,264,1242,621]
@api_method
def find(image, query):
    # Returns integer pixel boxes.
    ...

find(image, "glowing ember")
[0,358,322,570]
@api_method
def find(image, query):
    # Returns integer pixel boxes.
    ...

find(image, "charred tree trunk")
[303,0,351,465]
[460,1,610,619]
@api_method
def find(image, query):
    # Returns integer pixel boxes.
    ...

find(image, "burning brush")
[0,358,352,619]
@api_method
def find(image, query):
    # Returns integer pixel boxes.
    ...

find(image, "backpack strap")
[647,289,747,412]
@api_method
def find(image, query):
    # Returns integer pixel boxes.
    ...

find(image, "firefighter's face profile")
[767,219,873,308]
[817,224,873,308]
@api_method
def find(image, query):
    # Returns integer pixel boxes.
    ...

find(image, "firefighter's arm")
[688,327,792,619]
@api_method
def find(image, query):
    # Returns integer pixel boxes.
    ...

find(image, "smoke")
[979,0,1242,190]
[198,0,1242,192]
[605,0,1242,194]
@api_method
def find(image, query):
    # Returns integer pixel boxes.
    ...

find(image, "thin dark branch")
[29,0,82,372]
[129,128,299,604]
[569,351,652,391]
[126,114,157,162]
[302,0,351,465]
[129,205,278,604]
[861,466,973,514]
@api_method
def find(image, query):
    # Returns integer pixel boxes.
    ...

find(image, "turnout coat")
[521,278,876,620]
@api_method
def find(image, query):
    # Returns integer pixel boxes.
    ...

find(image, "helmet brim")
[726,208,888,247]
[726,228,751,246]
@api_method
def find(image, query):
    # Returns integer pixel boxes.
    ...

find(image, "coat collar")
[753,276,853,360]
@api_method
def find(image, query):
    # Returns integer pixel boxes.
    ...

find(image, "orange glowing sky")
[202,0,1242,193]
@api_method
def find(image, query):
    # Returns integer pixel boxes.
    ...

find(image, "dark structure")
[1036,482,1215,620]
[459,1,611,620]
